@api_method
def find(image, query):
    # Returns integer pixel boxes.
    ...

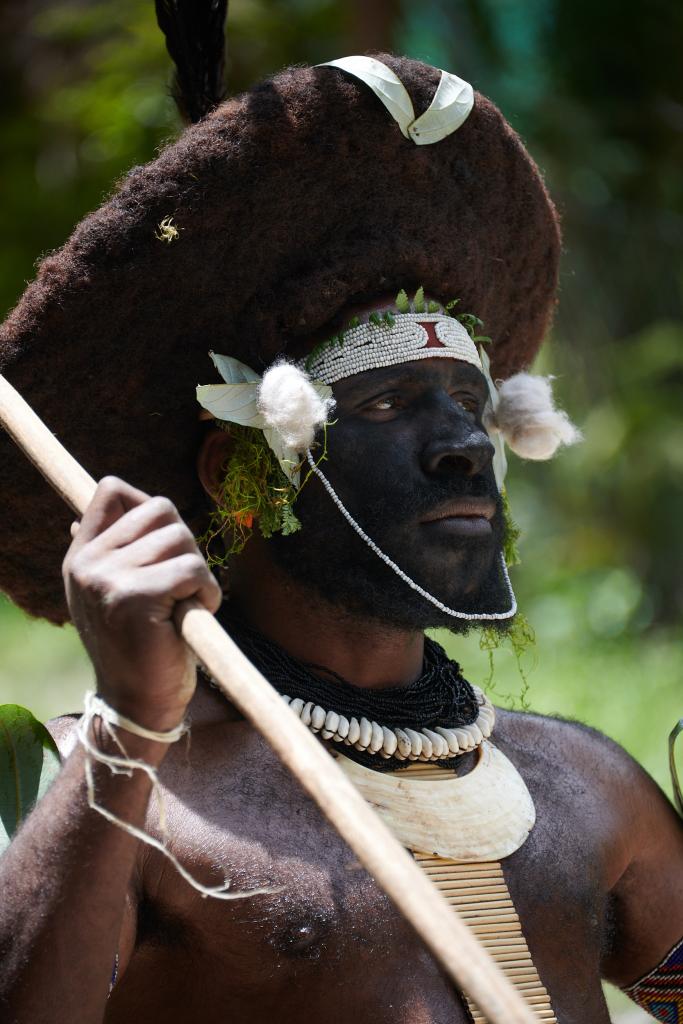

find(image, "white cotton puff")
[257,362,335,451]
[488,373,582,461]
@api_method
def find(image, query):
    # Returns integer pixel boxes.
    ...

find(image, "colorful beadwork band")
[625,936,683,1023]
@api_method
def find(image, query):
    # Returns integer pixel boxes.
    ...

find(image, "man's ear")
[196,427,233,500]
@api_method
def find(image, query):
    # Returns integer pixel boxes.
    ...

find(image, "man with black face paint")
[1,33,682,1024]
[265,299,509,633]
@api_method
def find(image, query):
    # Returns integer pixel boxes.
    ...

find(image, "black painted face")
[268,357,511,633]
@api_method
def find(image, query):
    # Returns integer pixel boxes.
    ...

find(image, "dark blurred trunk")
[347,0,400,52]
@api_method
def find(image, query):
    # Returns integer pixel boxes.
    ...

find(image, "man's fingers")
[85,495,183,555]
[136,554,223,614]
[69,476,150,550]
[110,521,199,569]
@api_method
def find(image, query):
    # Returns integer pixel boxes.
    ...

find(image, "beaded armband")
[624,936,683,1022]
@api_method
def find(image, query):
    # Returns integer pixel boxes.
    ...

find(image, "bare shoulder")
[45,712,81,760]
[494,706,642,780]
[494,706,680,869]
[493,708,683,987]
[493,705,664,808]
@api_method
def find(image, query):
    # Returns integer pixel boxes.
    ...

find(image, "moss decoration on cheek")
[501,488,521,569]
[475,489,535,707]
[478,613,536,711]
[198,423,303,566]
[198,423,334,565]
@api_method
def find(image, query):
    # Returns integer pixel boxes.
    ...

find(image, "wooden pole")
[0,373,539,1024]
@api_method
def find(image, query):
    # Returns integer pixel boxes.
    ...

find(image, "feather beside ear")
[257,363,335,453]
[485,373,582,461]
[155,0,228,124]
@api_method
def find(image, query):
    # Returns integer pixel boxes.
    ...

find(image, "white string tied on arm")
[84,692,190,745]
[76,691,256,900]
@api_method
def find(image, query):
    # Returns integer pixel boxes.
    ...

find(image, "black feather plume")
[154,0,229,124]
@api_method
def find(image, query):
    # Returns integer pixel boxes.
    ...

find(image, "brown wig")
[0,54,560,624]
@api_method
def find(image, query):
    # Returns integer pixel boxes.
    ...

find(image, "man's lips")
[420,498,496,537]
[421,498,496,523]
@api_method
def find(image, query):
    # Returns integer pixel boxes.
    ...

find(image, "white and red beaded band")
[299,313,481,385]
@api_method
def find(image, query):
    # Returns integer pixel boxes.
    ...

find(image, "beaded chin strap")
[305,450,516,623]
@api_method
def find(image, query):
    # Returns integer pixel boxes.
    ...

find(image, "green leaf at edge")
[0,705,61,854]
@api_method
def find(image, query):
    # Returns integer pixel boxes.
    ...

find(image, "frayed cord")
[76,691,254,900]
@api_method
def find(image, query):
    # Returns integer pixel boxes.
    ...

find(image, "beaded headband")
[299,313,481,385]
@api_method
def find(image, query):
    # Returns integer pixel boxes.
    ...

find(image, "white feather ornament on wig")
[257,362,336,452]
[485,373,582,461]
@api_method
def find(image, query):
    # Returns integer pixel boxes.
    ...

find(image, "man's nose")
[421,425,494,478]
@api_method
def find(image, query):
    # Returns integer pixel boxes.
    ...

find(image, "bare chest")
[107,724,615,1024]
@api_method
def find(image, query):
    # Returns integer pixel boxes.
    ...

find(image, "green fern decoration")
[280,501,303,537]
[395,289,410,313]
[413,286,425,313]
[454,311,492,346]
[457,312,483,333]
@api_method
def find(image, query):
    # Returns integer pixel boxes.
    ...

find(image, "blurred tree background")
[0,2,681,1016]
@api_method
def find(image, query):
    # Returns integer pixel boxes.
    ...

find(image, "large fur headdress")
[0,44,560,624]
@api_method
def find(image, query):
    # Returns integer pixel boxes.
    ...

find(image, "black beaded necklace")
[219,611,480,772]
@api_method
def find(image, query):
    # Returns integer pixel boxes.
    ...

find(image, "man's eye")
[372,395,400,411]
[455,395,479,414]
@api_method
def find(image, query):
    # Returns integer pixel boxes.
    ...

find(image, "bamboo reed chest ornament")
[334,742,558,1023]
